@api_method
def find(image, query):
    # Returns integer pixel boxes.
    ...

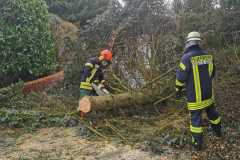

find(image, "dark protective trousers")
[190,104,221,145]
[80,89,98,97]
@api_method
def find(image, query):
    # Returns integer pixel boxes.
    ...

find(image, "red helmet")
[100,49,112,61]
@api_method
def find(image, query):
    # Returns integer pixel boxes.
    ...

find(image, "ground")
[0,53,239,160]
[0,102,239,160]
[0,127,191,160]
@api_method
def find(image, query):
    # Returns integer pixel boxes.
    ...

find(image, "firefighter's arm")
[97,68,106,85]
[80,62,93,82]
[175,56,190,98]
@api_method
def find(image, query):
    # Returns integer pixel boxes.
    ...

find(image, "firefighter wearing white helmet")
[175,31,222,151]
[185,31,202,49]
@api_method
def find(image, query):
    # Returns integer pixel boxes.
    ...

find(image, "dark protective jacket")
[175,45,215,110]
[80,57,104,90]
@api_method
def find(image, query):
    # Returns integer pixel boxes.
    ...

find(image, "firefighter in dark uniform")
[175,32,222,150]
[80,49,112,97]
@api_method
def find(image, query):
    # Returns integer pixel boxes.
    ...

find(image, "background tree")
[218,0,240,45]
[220,0,240,10]
[61,0,123,95]
[46,0,111,25]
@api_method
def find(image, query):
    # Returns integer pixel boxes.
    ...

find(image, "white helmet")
[186,31,202,42]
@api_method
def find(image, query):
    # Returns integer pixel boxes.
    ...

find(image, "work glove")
[101,80,110,89]
[98,84,110,95]
[175,86,184,100]
[176,87,186,100]
[176,90,182,100]
[100,80,106,85]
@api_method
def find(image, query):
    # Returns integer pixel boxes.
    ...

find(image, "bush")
[0,0,56,87]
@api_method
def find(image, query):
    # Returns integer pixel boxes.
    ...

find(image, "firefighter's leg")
[206,105,222,137]
[190,110,203,151]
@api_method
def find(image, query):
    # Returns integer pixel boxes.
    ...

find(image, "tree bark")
[22,70,64,95]
[78,91,157,113]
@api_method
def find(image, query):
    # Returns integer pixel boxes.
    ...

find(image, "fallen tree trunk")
[22,70,64,95]
[78,91,160,113]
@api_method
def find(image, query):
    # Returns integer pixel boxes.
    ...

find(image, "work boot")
[191,136,203,151]
[211,124,222,137]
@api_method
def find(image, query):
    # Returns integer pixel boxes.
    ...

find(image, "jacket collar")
[184,45,202,54]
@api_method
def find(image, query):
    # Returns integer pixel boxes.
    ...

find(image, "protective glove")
[176,90,182,100]
[175,86,183,100]
[176,87,187,100]
[98,84,110,95]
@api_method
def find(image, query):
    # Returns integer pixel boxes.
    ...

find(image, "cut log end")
[78,97,91,113]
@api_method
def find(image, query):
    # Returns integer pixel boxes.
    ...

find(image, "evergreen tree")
[46,0,111,25]
[220,0,240,10]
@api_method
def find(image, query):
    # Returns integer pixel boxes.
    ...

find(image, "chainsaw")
[91,83,110,96]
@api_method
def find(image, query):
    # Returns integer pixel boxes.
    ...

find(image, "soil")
[0,127,191,160]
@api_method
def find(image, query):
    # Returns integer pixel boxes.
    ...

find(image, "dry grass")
[1,128,188,160]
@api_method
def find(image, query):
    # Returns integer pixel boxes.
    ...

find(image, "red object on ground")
[22,70,64,95]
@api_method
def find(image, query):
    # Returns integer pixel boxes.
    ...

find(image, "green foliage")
[0,0,56,87]
[183,0,214,12]
[220,0,240,10]
[61,0,123,94]
[0,84,79,129]
[46,0,111,24]
[172,0,240,48]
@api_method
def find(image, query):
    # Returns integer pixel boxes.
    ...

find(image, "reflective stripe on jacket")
[176,46,215,110]
[80,57,104,90]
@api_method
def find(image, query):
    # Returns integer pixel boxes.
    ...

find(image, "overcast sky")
[117,0,125,7]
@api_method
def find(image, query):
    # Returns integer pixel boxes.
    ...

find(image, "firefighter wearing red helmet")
[80,49,112,97]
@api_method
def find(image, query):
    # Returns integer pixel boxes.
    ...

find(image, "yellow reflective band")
[188,98,213,107]
[191,55,212,65]
[86,67,97,83]
[195,65,201,102]
[85,63,94,68]
[208,63,213,77]
[187,98,214,110]
[210,117,221,125]
[176,79,184,87]
[179,62,186,71]
[192,62,202,103]
[80,82,92,90]
[190,125,203,133]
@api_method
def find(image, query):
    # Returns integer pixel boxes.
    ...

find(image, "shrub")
[0,0,56,87]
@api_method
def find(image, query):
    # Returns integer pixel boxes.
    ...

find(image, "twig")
[233,47,240,63]
[110,67,129,91]
[108,86,124,93]
[86,125,108,140]
[105,120,129,143]
[153,92,175,105]
[162,96,186,103]
[141,66,177,89]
